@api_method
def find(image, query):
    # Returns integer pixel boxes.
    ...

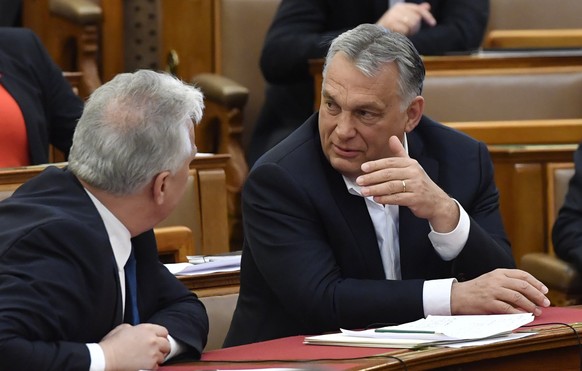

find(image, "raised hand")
[356,135,459,233]
[376,2,437,36]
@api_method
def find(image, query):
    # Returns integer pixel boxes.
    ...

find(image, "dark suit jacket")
[0,167,208,371]
[0,27,83,164]
[247,0,489,165]
[225,113,514,347]
[553,143,582,271]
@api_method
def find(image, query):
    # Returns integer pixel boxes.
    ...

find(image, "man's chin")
[329,156,362,178]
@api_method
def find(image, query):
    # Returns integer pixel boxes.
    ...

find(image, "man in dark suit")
[0,70,209,370]
[225,24,550,347]
[553,144,582,271]
[247,0,489,165]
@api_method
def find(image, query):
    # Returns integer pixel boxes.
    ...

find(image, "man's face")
[319,53,411,179]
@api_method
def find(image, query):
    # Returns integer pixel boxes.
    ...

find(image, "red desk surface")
[160,306,582,370]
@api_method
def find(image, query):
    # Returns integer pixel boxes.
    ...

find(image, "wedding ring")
[402,180,407,193]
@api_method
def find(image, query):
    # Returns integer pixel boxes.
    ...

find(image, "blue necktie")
[124,248,140,325]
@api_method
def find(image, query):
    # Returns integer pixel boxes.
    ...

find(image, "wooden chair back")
[520,162,582,307]
[23,0,102,98]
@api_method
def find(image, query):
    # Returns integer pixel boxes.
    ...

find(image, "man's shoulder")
[254,115,320,169]
[2,167,89,218]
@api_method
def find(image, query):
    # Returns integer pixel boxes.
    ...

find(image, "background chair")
[420,66,582,264]
[520,163,582,306]
[155,155,230,256]
[155,226,195,263]
[199,293,239,350]
[186,0,281,250]
[22,0,104,98]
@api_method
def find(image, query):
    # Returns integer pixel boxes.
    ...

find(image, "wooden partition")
[0,154,230,256]
[309,50,582,110]
[448,120,582,263]
[484,29,582,49]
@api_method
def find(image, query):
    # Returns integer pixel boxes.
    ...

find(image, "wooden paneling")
[100,0,125,82]
[159,0,215,80]
[309,52,582,111]
[484,29,582,49]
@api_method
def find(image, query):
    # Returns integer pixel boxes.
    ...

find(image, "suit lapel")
[318,136,385,278]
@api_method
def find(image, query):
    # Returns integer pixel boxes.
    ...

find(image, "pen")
[375,329,436,334]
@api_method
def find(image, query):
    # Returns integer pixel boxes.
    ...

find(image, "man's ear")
[404,95,424,133]
[152,171,171,205]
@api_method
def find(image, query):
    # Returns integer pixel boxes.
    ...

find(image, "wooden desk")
[177,270,240,297]
[309,50,582,109]
[160,306,582,370]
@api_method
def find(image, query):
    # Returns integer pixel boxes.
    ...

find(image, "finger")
[360,179,408,198]
[417,3,436,26]
[503,269,549,295]
[360,137,408,174]
[154,325,169,338]
[493,286,540,315]
[495,276,551,313]
[388,136,407,158]
[138,323,169,337]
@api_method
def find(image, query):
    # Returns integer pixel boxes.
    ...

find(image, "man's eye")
[326,101,339,112]
[358,110,373,118]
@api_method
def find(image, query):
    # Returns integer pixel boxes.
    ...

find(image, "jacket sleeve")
[408,0,489,56]
[134,231,209,359]
[243,162,426,331]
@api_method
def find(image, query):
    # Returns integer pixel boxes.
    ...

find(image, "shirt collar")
[84,188,132,269]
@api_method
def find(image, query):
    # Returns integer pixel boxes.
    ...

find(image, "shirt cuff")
[428,199,470,261]
[423,278,456,316]
[165,335,186,362]
[87,343,106,371]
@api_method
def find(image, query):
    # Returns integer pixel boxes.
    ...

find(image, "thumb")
[388,136,408,158]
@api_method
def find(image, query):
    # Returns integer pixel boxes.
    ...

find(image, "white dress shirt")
[83,190,182,371]
[342,134,470,316]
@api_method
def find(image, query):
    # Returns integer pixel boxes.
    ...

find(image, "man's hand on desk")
[100,323,170,370]
[451,268,551,316]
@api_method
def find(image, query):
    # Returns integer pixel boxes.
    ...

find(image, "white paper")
[304,330,535,349]
[305,313,536,349]
[165,256,240,276]
[375,313,534,339]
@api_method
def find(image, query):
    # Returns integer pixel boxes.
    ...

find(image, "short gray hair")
[68,70,204,195]
[323,23,425,110]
